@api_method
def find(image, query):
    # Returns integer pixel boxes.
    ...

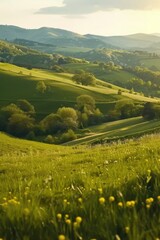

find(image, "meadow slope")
[1,132,160,239]
[0,63,157,119]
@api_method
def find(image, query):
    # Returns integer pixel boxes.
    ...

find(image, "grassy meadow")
[1,132,160,239]
[66,117,160,145]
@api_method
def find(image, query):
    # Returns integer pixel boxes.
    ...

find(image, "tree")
[72,72,96,86]
[17,99,35,115]
[60,129,77,143]
[7,113,34,137]
[76,95,95,113]
[36,81,47,94]
[76,95,103,127]
[41,113,64,134]
[57,107,78,130]
[142,102,160,120]
[0,104,23,131]
[115,100,139,119]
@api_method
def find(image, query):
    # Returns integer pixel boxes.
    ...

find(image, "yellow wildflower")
[57,213,62,221]
[76,216,82,224]
[109,196,115,203]
[99,197,105,204]
[98,188,103,194]
[78,198,83,203]
[65,219,71,225]
[125,227,130,233]
[146,198,154,204]
[118,202,123,207]
[23,208,30,216]
[58,235,65,240]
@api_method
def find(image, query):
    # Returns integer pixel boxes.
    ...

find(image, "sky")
[1,0,160,36]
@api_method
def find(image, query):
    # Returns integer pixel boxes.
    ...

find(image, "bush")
[44,135,54,144]
[60,129,77,143]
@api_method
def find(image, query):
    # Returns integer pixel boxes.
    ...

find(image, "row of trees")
[0,95,104,143]
[1,96,159,144]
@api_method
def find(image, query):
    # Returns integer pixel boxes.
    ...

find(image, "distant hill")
[0,25,114,49]
[1,25,160,53]
[85,33,160,50]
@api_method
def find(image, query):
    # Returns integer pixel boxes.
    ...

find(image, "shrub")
[60,129,77,143]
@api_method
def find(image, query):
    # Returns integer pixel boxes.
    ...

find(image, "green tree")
[72,72,96,86]
[57,107,78,130]
[142,102,160,120]
[115,100,139,119]
[7,113,34,137]
[36,81,47,94]
[0,104,23,131]
[76,95,95,113]
[60,129,77,143]
[41,113,64,134]
[17,99,35,115]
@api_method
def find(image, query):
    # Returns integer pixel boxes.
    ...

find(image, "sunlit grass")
[1,132,160,239]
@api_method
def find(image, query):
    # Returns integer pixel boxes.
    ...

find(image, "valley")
[0,24,160,240]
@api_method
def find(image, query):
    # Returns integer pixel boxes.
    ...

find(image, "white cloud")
[37,0,160,15]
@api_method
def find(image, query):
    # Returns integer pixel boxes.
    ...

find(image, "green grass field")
[65,117,160,145]
[140,58,160,71]
[1,131,160,239]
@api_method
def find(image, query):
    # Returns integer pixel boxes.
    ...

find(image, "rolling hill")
[0,62,156,119]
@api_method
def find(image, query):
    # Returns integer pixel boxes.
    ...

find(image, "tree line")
[0,96,159,144]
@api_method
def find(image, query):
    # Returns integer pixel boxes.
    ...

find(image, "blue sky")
[1,0,160,36]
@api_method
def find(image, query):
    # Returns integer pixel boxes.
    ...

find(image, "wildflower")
[98,188,103,194]
[23,208,30,216]
[157,196,160,201]
[99,197,105,204]
[126,200,135,208]
[109,196,115,203]
[63,199,67,204]
[146,204,151,209]
[125,227,130,233]
[57,213,62,221]
[65,219,71,225]
[78,198,83,203]
[73,222,78,228]
[65,214,69,219]
[118,202,123,207]
[3,197,7,201]
[58,234,65,240]
[76,216,82,224]
[146,198,154,204]
[147,169,151,174]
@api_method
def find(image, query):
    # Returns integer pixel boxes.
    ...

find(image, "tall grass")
[1,133,160,239]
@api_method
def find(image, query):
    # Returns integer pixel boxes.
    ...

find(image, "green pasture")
[1,132,160,239]
[66,117,160,145]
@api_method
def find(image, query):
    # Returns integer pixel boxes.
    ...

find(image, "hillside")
[0,25,113,50]
[0,40,86,69]
[1,131,160,239]
[0,62,157,118]
[65,117,160,145]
